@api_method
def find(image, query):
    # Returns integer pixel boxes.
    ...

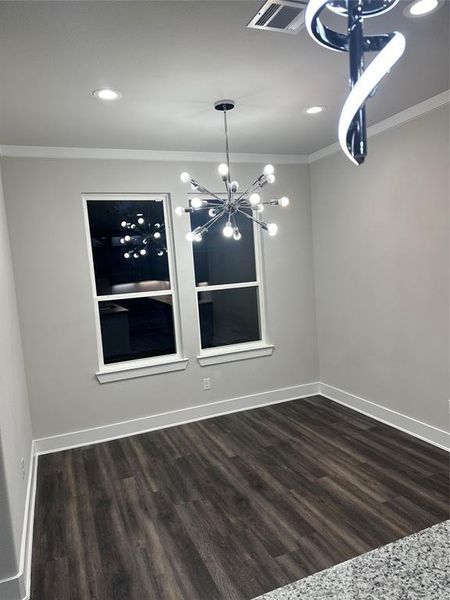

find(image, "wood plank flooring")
[31,396,449,600]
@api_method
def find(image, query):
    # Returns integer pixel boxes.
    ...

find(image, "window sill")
[96,356,189,383]
[197,343,274,366]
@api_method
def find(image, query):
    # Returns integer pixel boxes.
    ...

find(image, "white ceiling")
[0,0,448,155]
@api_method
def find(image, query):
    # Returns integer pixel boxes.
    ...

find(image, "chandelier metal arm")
[190,179,224,202]
[197,208,227,233]
[193,202,223,210]
[236,208,267,229]
[236,175,267,203]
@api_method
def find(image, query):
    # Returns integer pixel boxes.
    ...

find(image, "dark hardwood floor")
[31,395,449,600]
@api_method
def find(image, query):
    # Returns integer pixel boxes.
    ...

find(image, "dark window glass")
[99,296,176,364]
[198,286,261,349]
[190,209,256,286]
[87,200,170,296]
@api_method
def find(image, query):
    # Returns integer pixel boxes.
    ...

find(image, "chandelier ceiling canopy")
[176,100,289,242]
[305,0,406,166]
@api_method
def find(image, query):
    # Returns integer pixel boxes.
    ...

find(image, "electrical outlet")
[21,457,26,480]
[203,377,211,391]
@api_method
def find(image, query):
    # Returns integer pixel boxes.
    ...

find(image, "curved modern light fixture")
[305,0,406,165]
[176,100,289,242]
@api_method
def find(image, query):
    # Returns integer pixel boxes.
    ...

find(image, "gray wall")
[1,159,319,439]
[311,107,449,430]
[1,107,447,453]
[0,166,32,580]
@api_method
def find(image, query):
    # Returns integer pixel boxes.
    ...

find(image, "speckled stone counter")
[254,521,450,600]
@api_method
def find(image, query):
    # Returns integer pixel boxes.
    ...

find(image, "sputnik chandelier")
[305,0,406,165]
[175,99,289,242]
[120,214,167,259]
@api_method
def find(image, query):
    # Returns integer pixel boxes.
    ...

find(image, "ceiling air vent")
[247,0,307,34]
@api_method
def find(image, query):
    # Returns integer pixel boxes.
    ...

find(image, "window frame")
[82,193,187,382]
[189,193,273,365]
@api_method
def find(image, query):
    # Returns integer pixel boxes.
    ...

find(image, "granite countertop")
[254,520,449,600]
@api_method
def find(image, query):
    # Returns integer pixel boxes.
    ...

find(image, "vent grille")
[255,3,279,26]
[248,0,307,34]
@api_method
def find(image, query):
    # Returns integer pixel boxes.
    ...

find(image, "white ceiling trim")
[0,91,447,165]
[308,90,450,164]
[0,145,309,165]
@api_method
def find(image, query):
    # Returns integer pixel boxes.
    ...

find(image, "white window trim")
[96,356,189,383]
[82,193,188,382]
[189,195,271,365]
[197,341,274,366]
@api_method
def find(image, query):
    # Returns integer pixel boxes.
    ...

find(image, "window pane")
[198,286,261,349]
[99,296,176,364]
[87,200,170,296]
[191,209,257,286]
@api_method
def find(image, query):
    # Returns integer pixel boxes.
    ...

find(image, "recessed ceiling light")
[93,88,122,101]
[304,106,326,115]
[406,0,441,16]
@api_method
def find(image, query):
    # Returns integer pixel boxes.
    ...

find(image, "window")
[84,195,186,381]
[190,205,272,364]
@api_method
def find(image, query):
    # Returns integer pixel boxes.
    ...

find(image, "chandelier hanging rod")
[223,110,231,183]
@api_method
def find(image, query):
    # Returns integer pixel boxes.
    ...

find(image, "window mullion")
[195,281,258,293]
[96,290,173,302]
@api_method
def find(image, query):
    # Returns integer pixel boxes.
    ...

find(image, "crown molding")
[308,90,450,163]
[1,91,448,165]
[0,145,309,165]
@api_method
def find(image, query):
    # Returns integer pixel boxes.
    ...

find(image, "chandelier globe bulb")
[233,227,242,241]
[218,163,229,177]
[267,223,278,236]
[223,221,234,238]
[191,197,203,209]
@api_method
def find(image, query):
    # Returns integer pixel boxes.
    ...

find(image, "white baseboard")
[34,382,321,455]
[0,442,38,600]
[34,381,449,455]
[320,383,449,451]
